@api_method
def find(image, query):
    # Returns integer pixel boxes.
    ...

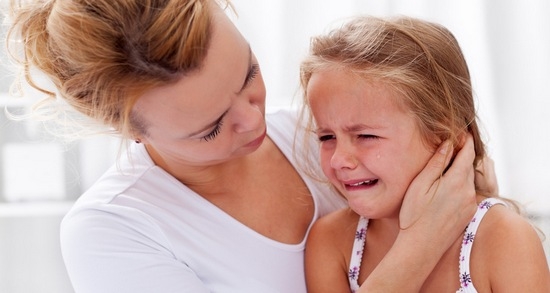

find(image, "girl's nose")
[330,144,358,170]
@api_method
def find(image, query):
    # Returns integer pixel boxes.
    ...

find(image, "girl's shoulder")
[472,197,550,292]
[307,208,359,250]
[312,207,360,234]
[475,197,538,242]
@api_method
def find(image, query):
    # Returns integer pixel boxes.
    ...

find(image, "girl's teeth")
[349,180,372,187]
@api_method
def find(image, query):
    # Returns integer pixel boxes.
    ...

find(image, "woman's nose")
[233,71,266,133]
[232,100,263,133]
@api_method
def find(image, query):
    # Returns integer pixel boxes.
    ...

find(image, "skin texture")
[305,67,550,292]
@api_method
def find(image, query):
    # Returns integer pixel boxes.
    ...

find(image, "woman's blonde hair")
[7,0,225,139]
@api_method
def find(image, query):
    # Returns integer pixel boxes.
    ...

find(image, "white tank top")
[348,198,506,293]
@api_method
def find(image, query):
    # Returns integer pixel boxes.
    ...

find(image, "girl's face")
[133,4,267,169]
[307,68,434,219]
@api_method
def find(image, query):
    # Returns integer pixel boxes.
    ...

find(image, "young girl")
[300,16,550,292]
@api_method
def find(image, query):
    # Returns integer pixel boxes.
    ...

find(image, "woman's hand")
[475,155,499,196]
[399,134,477,235]
[358,135,481,293]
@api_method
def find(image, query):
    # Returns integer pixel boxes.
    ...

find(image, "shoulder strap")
[349,216,369,292]
[457,198,506,291]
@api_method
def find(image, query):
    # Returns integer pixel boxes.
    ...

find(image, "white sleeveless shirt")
[348,198,506,292]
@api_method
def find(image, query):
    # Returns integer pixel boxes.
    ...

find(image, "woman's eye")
[201,120,224,142]
[244,63,259,88]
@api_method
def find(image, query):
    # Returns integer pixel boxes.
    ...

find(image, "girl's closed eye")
[359,134,379,140]
[318,134,335,142]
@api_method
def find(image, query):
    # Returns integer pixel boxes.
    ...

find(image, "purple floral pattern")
[349,217,368,293]
[456,198,504,293]
[345,198,505,293]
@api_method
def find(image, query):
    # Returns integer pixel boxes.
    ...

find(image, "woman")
[6,0,491,292]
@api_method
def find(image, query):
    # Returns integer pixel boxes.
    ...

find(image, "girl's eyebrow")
[344,124,382,132]
[316,123,382,133]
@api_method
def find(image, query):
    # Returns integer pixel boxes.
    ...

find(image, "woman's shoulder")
[61,146,184,242]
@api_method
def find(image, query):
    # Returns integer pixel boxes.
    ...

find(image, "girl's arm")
[358,135,479,292]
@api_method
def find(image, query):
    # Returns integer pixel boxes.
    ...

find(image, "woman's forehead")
[133,4,251,137]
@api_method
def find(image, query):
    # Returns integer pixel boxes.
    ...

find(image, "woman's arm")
[61,209,210,293]
[358,135,479,292]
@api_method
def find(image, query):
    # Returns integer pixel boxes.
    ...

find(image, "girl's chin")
[347,199,376,217]
[347,197,398,218]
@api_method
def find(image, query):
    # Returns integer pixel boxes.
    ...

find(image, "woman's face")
[133,4,267,169]
[307,68,434,219]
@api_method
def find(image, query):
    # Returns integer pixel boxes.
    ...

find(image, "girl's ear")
[443,131,470,175]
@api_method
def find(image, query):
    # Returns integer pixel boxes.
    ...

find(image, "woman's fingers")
[400,135,477,236]
[399,140,453,229]
[475,156,499,196]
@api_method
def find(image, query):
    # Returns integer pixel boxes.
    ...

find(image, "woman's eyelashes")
[198,64,258,143]
[201,120,224,142]
[244,63,259,88]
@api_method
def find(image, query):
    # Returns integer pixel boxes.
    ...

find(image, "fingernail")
[439,141,450,154]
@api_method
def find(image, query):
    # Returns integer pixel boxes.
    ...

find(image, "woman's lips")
[245,129,267,148]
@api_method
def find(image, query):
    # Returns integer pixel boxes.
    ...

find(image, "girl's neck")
[368,216,402,244]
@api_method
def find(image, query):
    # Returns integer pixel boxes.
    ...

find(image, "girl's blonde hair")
[299,17,544,238]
